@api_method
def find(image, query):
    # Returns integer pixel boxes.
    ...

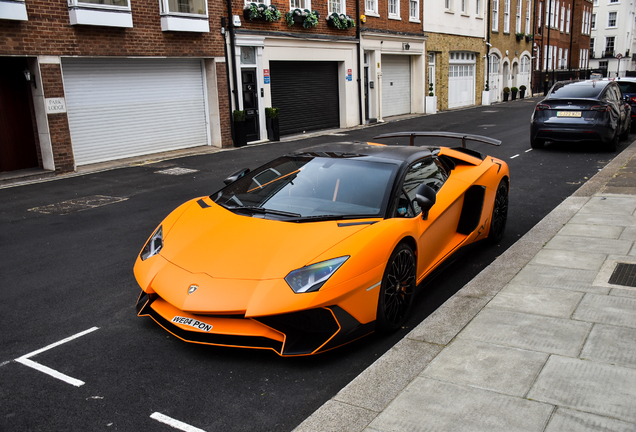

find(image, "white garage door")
[63,58,209,166]
[449,52,476,109]
[382,54,411,117]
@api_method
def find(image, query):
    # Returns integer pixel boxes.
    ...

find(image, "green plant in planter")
[515,32,524,41]
[327,12,355,29]
[511,86,518,93]
[428,82,434,96]
[303,9,319,27]
[519,85,526,91]
[485,81,490,91]
[233,110,246,121]
[503,87,510,93]
[263,4,281,21]
[244,3,281,22]
[525,33,533,41]
[265,107,279,118]
[286,8,319,27]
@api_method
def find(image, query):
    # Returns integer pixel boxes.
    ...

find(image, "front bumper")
[136,290,374,356]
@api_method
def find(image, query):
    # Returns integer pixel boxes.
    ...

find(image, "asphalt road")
[0,97,628,431]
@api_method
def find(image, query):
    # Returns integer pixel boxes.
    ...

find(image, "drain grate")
[29,195,128,215]
[608,263,636,287]
[155,167,199,175]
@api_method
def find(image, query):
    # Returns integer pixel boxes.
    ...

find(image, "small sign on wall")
[346,69,352,82]
[263,69,270,84]
[46,97,67,114]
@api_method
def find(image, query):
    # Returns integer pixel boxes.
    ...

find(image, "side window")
[394,158,448,217]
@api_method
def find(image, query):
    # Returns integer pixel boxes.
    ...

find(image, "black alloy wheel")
[376,243,416,332]
[488,179,509,244]
[606,130,619,152]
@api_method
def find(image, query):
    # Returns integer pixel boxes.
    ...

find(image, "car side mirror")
[223,168,250,185]
[625,95,631,103]
[415,184,437,220]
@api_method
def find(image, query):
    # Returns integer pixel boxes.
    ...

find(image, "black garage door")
[270,61,340,136]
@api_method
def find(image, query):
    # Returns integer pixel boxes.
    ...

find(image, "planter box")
[425,96,437,114]
[233,121,248,147]
[482,90,490,106]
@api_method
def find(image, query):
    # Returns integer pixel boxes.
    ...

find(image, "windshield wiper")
[227,205,302,218]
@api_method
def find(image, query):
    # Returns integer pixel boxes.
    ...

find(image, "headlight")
[285,256,349,293]
[140,226,163,261]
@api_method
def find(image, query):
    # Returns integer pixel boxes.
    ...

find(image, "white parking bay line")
[15,326,99,387]
[151,413,207,432]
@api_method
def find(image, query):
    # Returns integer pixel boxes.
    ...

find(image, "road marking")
[525,148,533,152]
[15,327,99,387]
[510,154,520,159]
[151,413,207,432]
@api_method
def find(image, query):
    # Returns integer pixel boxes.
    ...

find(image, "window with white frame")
[555,0,559,28]
[538,2,542,28]
[291,0,311,8]
[70,0,130,6]
[566,7,570,32]
[504,0,510,32]
[461,0,466,13]
[608,11,617,27]
[560,4,564,30]
[445,0,452,11]
[388,0,400,17]
[605,36,615,55]
[410,0,419,19]
[366,0,377,14]
[161,0,208,15]
[525,0,530,32]
[492,0,499,30]
[516,0,521,32]
[591,13,596,29]
[329,0,344,14]
[609,0,618,3]
[549,0,554,27]
[563,48,568,68]
[68,0,133,27]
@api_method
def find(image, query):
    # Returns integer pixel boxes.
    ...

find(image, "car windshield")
[212,154,398,221]
[549,81,605,99]
[618,81,636,94]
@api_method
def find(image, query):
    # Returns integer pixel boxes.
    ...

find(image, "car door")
[392,157,465,280]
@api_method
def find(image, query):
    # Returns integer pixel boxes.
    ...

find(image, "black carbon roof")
[292,142,435,164]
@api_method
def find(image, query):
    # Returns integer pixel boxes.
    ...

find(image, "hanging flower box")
[285,8,320,28]
[326,13,355,29]
[243,3,282,22]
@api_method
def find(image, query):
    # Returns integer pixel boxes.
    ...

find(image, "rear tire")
[530,137,545,149]
[621,120,631,141]
[487,180,508,245]
[376,243,416,332]
[606,131,618,152]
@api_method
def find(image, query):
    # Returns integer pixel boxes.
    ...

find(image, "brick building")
[532,0,592,93]
[0,0,230,175]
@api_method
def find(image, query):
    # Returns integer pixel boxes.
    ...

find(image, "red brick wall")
[363,0,424,33]
[215,61,234,148]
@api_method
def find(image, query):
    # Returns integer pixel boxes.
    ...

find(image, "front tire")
[487,180,508,244]
[376,243,416,332]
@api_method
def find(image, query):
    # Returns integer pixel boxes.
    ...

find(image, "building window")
[329,0,344,14]
[388,0,400,17]
[605,36,615,56]
[68,0,133,27]
[560,4,564,30]
[461,0,466,13]
[538,1,542,28]
[525,0,530,32]
[492,0,498,30]
[516,0,521,32]
[608,11,617,27]
[365,0,377,14]
[555,0,559,28]
[70,0,129,6]
[504,0,510,32]
[291,0,311,8]
[445,0,452,11]
[476,0,481,15]
[410,0,419,20]
[609,0,618,3]
[161,0,207,15]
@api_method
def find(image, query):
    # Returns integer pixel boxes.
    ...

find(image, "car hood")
[159,200,370,280]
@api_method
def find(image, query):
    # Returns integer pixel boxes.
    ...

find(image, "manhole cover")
[608,263,636,287]
[29,195,128,215]
[155,167,199,175]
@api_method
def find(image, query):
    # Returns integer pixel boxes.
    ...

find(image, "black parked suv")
[531,80,631,151]
[616,77,636,131]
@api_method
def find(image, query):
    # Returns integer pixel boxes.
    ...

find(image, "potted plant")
[244,3,282,22]
[285,8,319,28]
[503,87,510,101]
[511,86,518,100]
[233,110,248,147]
[525,33,533,42]
[326,13,355,29]
[265,107,280,141]
[519,85,526,99]
[425,82,437,114]
[482,81,491,106]
[515,32,525,41]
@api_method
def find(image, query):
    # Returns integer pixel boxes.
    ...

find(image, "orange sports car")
[134,132,509,356]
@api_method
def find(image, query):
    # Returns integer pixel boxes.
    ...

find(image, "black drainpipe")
[487,0,491,90]
[356,1,363,125]
[221,17,235,144]
[226,0,240,109]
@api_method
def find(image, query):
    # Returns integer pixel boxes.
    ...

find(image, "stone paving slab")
[544,408,636,432]
[420,339,548,397]
[578,195,636,215]
[511,264,609,294]
[544,235,633,255]
[364,379,553,432]
[569,212,636,227]
[485,283,584,318]
[558,223,624,239]
[529,249,608,271]
[457,309,592,357]
[572,293,636,328]
[580,324,636,369]
[527,355,636,423]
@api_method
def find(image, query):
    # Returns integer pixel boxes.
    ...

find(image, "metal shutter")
[381,55,411,117]
[270,61,340,136]
[62,58,208,166]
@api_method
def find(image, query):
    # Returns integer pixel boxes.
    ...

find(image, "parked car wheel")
[606,131,619,152]
[488,179,509,244]
[621,119,631,140]
[376,243,416,332]
[530,136,545,149]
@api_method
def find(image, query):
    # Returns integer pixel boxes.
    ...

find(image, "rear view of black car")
[530,80,631,151]
[616,78,636,131]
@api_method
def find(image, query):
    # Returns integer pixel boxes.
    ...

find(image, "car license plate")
[557,111,581,117]
[172,316,213,332]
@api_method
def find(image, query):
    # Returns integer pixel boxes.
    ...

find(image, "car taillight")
[631,97,636,103]
[591,105,610,112]
[535,104,551,111]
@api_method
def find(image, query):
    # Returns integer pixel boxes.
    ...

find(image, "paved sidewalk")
[295,141,636,432]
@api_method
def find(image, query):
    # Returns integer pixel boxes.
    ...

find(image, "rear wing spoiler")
[373,131,501,148]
